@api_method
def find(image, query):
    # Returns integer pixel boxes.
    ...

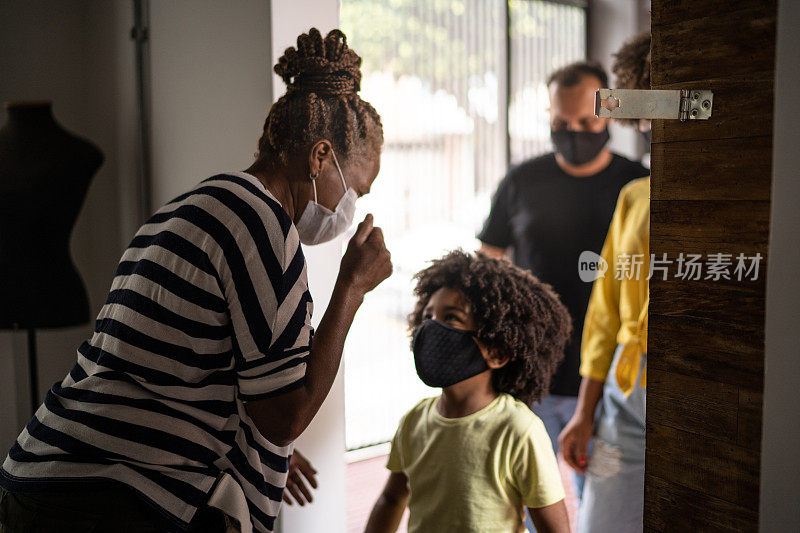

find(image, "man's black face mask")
[550,128,610,166]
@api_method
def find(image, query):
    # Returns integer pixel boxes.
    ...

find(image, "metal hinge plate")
[595,89,713,121]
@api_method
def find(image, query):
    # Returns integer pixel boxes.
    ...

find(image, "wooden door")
[646,1,777,530]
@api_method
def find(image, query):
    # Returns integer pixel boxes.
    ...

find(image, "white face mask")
[295,149,358,246]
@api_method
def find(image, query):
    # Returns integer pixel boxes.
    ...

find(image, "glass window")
[509,0,587,163]
[341,0,586,451]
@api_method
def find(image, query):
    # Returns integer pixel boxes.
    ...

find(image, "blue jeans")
[525,394,585,532]
[577,344,646,533]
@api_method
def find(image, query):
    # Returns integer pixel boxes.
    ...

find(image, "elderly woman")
[0,28,389,533]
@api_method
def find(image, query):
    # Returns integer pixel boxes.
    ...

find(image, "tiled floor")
[346,454,578,532]
[346,455,408,533]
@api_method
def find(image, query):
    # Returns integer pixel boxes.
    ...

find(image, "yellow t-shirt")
[387,393,565,533]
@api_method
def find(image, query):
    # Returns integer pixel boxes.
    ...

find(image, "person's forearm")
[529,500,570,533]
[364,497,405,533]
[246,277,363,445]
[296,278,363,419]
[575,376,604,420]
[247,214,391,447]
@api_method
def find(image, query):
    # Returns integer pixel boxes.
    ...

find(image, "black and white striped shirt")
[0,172,313,533]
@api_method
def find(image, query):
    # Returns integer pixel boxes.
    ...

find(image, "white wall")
[268,4,347,533]
[0,0,137,453]
[760,0,800,529]
[147,0,272,207]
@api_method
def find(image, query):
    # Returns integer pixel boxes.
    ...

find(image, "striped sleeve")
[200,175,313,401]
[237,225,313,401]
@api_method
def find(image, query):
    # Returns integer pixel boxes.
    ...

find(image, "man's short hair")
[546,61,609,89]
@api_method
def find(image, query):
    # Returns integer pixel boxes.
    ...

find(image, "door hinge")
[595,89,713,121]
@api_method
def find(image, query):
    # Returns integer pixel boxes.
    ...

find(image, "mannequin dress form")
[0,101,103,413]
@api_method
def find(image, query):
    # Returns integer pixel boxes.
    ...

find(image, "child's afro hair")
[612,31,651,126]
[408,250,572,405]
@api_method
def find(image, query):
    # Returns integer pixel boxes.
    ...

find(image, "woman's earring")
[309,171,319,203]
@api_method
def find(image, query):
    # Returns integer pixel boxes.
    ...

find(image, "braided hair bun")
[258,28,382,164]
[275,28,362,96]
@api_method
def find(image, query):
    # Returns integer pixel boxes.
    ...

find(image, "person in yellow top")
[365,251,573,533]
[580,176,649,394]
[558,32,652,533]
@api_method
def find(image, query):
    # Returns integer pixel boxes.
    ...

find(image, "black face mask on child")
[411,319,490,388]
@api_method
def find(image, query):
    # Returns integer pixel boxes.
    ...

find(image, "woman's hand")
[559,376,604,473]
[338,214,392,297]
[559,413,593,474]
[283,450,318,506]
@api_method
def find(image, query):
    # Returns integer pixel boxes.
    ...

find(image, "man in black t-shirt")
[478,62,649,504]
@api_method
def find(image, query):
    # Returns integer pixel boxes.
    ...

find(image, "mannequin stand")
[1,101,100,417]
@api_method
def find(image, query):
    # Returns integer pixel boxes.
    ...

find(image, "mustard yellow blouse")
[580,176,650,395]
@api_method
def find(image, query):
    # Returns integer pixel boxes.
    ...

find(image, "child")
[365,250,573,533]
